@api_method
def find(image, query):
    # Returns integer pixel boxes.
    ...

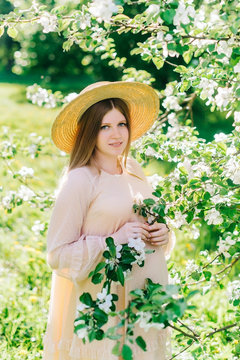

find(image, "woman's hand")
[145,223,170,247]
[112,222,150,245]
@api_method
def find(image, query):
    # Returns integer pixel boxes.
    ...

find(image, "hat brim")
[51,81,159,153]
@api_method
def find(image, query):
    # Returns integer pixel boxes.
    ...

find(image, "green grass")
[0,82,239,360]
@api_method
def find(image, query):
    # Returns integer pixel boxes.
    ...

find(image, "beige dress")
[43,157,175,360]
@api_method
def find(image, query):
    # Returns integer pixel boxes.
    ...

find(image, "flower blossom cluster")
[2,185,35,210]
[136,311,165,332]
[74,319,88,339]
[26,84,57,108]
[128,237,146,265]
[97,288,113,313]
[89,0,118,23]
[173,1,195,27]
[17,166,34,179]
[37,12,58,33]
[226,278,240,302]
[204,208,223,226]
[217,235,237,258]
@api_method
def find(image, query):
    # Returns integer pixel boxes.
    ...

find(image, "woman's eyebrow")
[101,121,127,125]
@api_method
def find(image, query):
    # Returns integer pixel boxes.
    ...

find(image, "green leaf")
[136,336,147,351]
[93,308,108,327]
[94,261,106,274]
[152,57,164,69]
[88,330,96,342]
[186,210,194,223]
[103,250,111,259]
[236,87,240,97]
[112,14,130,21]
[106,237,116,257]
[121,344,133,360]
[7,27,18,38]
[174,65,188,74]
[92,273,104,284]
[112,341,121,356]
[183,50,193,64]
[161,9,176,24]
[80,292,93,306]
[203,271,212,281]
[143,198,155,206]
[117,266,125,286]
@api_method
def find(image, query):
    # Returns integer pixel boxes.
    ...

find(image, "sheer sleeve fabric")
[46,168,106,284]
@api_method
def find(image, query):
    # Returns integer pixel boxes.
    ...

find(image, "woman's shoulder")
[57,165,97,195]
[125,156,146,180]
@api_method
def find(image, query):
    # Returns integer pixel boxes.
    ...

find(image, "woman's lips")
[109,142,123,147]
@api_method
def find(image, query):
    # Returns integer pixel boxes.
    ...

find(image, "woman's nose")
[111,126,121,138]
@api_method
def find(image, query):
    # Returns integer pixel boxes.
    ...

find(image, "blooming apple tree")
[0,0,240,359]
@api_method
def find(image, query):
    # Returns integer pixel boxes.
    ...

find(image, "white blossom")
[89,0,118,23]
[198,78,217,101]
[97,288,113,313]
[74,12,91,30]
[169,211,187,228]
[136,311,165,332]
[216,40,232,58]
[190,224,200,239]
[2,191,16,209]
[224,159,240,185]
[226,279,240,301]
[146,4,160,15]
[185,259,199,273]
[77,302,90,312]
[74,319,88,339]
[28,144,38,158]
[233,111,240,131]
[173,2,195,26]
[27,85,57,108]
[164,83,174,97]
[147,174,164,188]
[37,12,58,33]
[218,236,237,258]
[162,96,181,111]
[214,132,228,142]
[17,185,35,201]
[215,87,233,109]
[128,237,145,253]
[234,62,240,73]
[64,92,78,103]
[204,183,216,196]
[18,166,34,179]
[32,220,45,235]
[116,244,122,259]
[205,208,223,225]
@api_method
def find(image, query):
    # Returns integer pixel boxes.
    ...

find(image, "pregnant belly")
[127,245,169,293]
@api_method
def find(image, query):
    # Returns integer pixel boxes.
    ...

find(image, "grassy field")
[0,82,238,359]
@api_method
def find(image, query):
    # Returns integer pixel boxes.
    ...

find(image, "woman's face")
[95,108,129,158]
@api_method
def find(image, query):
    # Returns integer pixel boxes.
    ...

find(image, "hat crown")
[80,81,111,95]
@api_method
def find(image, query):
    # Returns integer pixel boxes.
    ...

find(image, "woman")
[43,81,175,360]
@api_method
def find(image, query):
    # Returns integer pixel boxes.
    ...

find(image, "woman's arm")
[46,168,106,284]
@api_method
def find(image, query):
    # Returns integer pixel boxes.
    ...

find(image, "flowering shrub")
[1,0,240,359]
[74,237,189,360]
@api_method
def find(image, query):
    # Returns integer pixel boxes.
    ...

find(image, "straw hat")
[51,81,159,153]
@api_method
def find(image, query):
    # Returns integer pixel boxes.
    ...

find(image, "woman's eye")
[100,125,109,130]
[119,122,127,127]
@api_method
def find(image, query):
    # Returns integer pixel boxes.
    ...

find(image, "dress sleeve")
[46,168,106,285]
